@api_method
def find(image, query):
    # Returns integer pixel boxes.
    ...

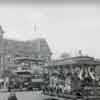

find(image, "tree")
[60,52,71,59]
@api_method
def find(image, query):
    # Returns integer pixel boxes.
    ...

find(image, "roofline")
[14,57,44,61]
[45,56,100,67]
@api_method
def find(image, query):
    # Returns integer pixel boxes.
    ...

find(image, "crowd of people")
[42,69,99,98]
[0,66,98,100]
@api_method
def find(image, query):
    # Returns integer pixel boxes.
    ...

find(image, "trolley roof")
[14,57,44,62]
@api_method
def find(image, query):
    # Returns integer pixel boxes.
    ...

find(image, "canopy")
[46,56,100,67]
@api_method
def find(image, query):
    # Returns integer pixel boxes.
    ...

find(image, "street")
[0,91,65,100]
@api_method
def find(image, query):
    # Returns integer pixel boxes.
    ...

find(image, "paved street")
[0,91,65,100]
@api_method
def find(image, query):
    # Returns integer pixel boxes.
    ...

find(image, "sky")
[0,1,100,58]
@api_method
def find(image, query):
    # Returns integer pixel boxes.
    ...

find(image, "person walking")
[8,91,18,100]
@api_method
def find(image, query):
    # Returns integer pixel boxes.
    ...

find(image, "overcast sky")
[0,1,100,58]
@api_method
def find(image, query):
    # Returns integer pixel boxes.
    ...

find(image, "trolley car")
[8,70,33,91]
[8,69,44,91]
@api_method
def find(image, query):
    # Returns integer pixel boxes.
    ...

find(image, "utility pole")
[34,24,37,33]
[0,25,5,71]
[33,24,41,59]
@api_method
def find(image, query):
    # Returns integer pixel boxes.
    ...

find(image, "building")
[44,56,100,93]
[0,26,52,71]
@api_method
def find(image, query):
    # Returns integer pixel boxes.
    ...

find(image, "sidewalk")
[0,88,8,92]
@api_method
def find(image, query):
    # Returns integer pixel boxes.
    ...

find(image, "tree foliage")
[60,52,71,59]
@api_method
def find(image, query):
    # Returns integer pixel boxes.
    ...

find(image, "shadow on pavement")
[44,98,58,100]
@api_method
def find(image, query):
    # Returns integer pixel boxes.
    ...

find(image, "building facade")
[0,26,52,72]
